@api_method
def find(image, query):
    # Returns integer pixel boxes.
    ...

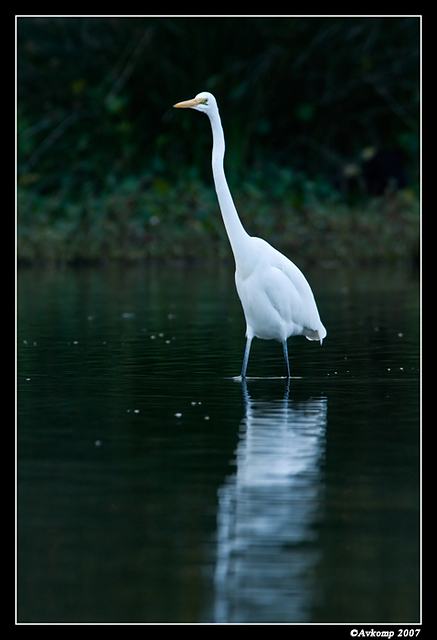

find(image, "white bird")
[174,91,326,378]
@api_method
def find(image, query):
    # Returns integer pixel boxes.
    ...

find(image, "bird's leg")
[282,339,291,378]
[241,337,252,378]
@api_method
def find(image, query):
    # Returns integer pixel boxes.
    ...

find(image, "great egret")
[174,91,326,378]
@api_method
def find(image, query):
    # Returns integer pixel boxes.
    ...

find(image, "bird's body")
[174,91,326,377]
[235,236,324,343]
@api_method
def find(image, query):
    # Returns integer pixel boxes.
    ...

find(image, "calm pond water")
[17,263,420,624]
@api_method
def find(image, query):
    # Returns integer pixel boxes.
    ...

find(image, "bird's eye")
[200,98,208,104]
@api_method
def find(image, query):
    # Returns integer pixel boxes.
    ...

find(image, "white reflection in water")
[213,382,327,623]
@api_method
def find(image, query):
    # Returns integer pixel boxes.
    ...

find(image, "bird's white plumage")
[174,91,326,377]
[236,236,326,343]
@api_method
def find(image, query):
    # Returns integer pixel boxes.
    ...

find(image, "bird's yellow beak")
[173,97,203,109]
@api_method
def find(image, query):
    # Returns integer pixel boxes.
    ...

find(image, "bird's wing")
[263,242,326,341]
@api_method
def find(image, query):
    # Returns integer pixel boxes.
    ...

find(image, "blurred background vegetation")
[17,16,420,266]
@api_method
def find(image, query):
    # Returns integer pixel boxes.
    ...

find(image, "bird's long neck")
[208,109,251,262]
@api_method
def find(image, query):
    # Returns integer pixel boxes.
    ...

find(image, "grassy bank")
[17,173,419,267]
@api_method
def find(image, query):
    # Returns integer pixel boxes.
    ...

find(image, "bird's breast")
[236,265,300,341]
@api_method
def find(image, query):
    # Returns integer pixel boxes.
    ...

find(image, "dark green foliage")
[17,17,420,265]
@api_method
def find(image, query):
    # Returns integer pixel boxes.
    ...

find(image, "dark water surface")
[17,263,420,623]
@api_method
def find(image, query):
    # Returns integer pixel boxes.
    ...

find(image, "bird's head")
[173,91,217,115]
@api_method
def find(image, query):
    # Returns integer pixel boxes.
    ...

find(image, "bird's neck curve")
[208,109,251,264]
